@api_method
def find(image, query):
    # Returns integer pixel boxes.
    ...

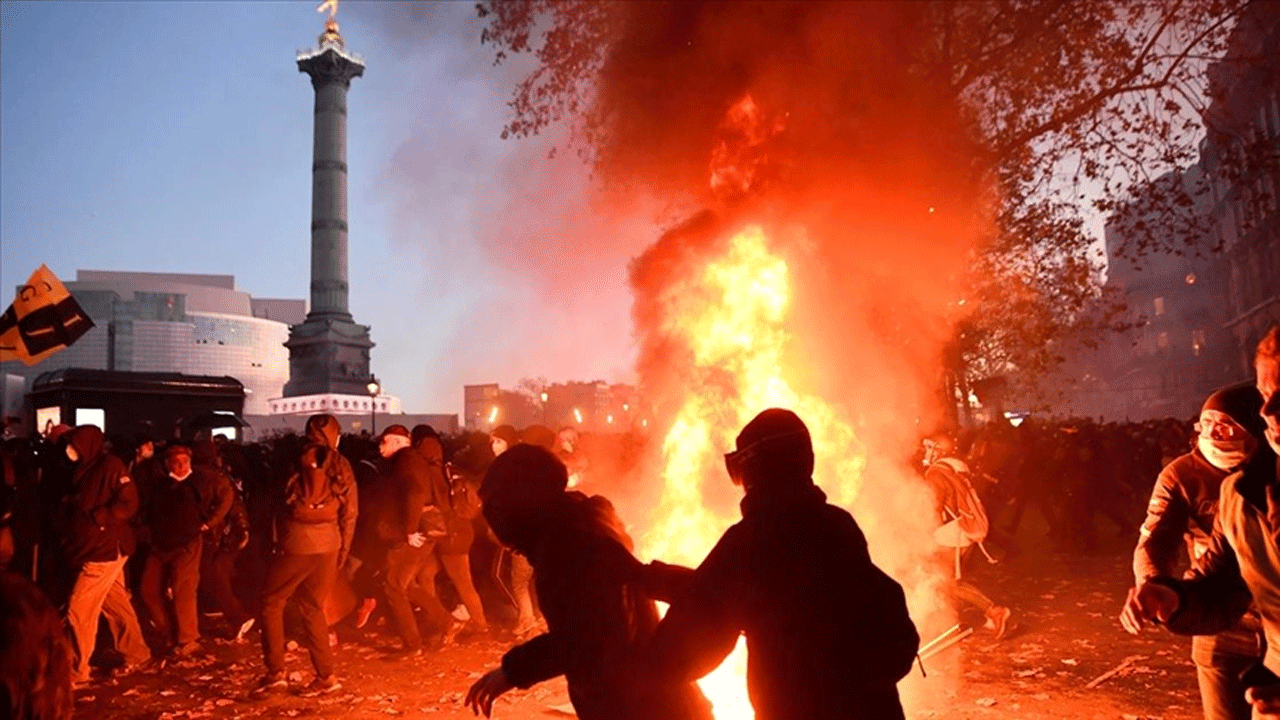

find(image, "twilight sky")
[0,1,647,416]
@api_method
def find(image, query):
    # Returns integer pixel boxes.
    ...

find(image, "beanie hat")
[490,425,519,446]
[732,408,815,487]
[378,424,410,442]
[520,424,557,451]
[411,424,439,446]
[1202,382,1266,439]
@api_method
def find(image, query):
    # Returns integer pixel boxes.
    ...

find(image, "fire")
[638,224,867,720]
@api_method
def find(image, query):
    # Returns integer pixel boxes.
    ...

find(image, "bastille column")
[283,11,375,397]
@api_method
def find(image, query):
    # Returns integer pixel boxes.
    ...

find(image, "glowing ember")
[638,225,866,720]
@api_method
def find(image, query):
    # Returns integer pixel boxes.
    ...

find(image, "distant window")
[1153,297,1166,316]
[1157,331,1170,349]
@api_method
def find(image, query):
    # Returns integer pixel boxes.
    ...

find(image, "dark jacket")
[378,446,435,542]
[647,483,919,720]
[496,492,713,720]
[149,466,234,552]
[276,416,358,561]
[62,426,139,566]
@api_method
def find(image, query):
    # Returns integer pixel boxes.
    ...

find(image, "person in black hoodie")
[465,444,712,720]
[644,409,920,720]
[60,425,152,683]
[254,414,357,697]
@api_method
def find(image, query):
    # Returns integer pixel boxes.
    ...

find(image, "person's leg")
[258,552,310,675]
[1193,635,1256,720]
[171,540,203,646]
[138,551,172,644]
[100,558,152,666]
[295,552,338,679]
[66,557,125,680]
[208,548,250,626]
[440,552,488,630]
[382,545,424,650]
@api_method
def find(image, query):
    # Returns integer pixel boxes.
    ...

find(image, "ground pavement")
[76,539,1206,719]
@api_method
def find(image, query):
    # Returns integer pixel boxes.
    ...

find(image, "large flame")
[637,224,867,720]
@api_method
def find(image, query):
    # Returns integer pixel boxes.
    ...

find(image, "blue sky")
[1,1,644,416]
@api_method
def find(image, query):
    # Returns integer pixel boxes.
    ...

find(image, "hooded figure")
[60,425,152,682]
[465,445,712,720]
[254,414,357,697]
[645,409,919,720]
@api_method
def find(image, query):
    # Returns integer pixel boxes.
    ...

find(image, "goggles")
[1194,414,1246,440]
[723,429,809,486]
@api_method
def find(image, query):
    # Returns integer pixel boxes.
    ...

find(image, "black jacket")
[647,482,919,720]
[497,493,713,720]
[62,426,138,566]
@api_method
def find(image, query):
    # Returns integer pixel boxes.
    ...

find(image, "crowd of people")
[1,323,1277,720]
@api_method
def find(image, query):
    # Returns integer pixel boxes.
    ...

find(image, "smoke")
[568,3,992,708]
[363,2,653,405]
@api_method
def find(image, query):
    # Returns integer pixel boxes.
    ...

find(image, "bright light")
[573,408,583,424]
[606,415,614,424]
[540,392,549,403]
[366,376,380,396]
[488,406,499,424]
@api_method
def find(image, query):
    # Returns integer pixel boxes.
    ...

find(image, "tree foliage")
[476,0,1255,404]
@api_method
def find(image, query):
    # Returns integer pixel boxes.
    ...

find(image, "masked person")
[465,444,712,720]
[1122,382,1266,720]
[254,414,357,697]
[60,425,152,683]
[644,409,919,720]
[1122,325,1280,718]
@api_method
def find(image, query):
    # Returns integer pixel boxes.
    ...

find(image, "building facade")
[0,270,301,416]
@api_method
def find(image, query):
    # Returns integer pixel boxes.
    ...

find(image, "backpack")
[285,444,341,525]
[449,472,483,521]
[928,458,989,547]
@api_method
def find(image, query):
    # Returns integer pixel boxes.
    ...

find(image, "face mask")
[1198,435,1255,472]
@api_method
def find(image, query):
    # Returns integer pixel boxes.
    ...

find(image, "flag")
[0,265,95,366]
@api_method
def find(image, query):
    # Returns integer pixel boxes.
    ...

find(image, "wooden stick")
[920,627,973,660]
[1085,655,1147,689]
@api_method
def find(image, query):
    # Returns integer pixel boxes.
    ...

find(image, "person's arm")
[636,559,696,604]
[1133,465,1191,583]
[1159,523,1253,636]
[646,528,744,683]
[337,459,358,567]
[203,471,235,531]
[95,460,139,526]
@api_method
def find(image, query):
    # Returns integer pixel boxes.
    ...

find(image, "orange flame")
[638,225,867,720]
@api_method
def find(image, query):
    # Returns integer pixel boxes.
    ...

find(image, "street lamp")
[540,391,549,425]
[366,375,380,435]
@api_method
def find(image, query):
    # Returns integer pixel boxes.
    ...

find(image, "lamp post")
[540,391,549,426]
[366,375,380,435]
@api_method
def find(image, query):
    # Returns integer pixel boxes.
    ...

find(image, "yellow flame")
[639,225,866,720]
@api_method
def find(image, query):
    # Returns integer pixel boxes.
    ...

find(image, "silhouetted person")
[465,444,712,720]
[1,571,74,719]
[645,408,919,720]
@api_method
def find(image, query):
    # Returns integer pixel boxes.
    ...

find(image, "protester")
[643,408,919,720]
[378,424,457,656]
[254,414,357,697]
[922,435,1014,640]
[59,425,152,683]
[1121,324,1280,718]
[1123,382,1266,720]
[1,571,74,720]
[438,445,489,638]
[464,444,712,720]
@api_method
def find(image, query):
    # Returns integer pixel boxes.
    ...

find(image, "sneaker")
[251,671,288,696]
[172,640,201,657]
[383,646,424,662]
[355,598,377,629]
[235,618,256,642]
[441,618,465,647]
[298,675,342,697]
[987,606,1012,641]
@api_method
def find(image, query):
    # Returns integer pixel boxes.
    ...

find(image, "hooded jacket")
[62,426,138,566]
[276,415,358,559]
[494,491,712,720]
[647,482,919,720]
